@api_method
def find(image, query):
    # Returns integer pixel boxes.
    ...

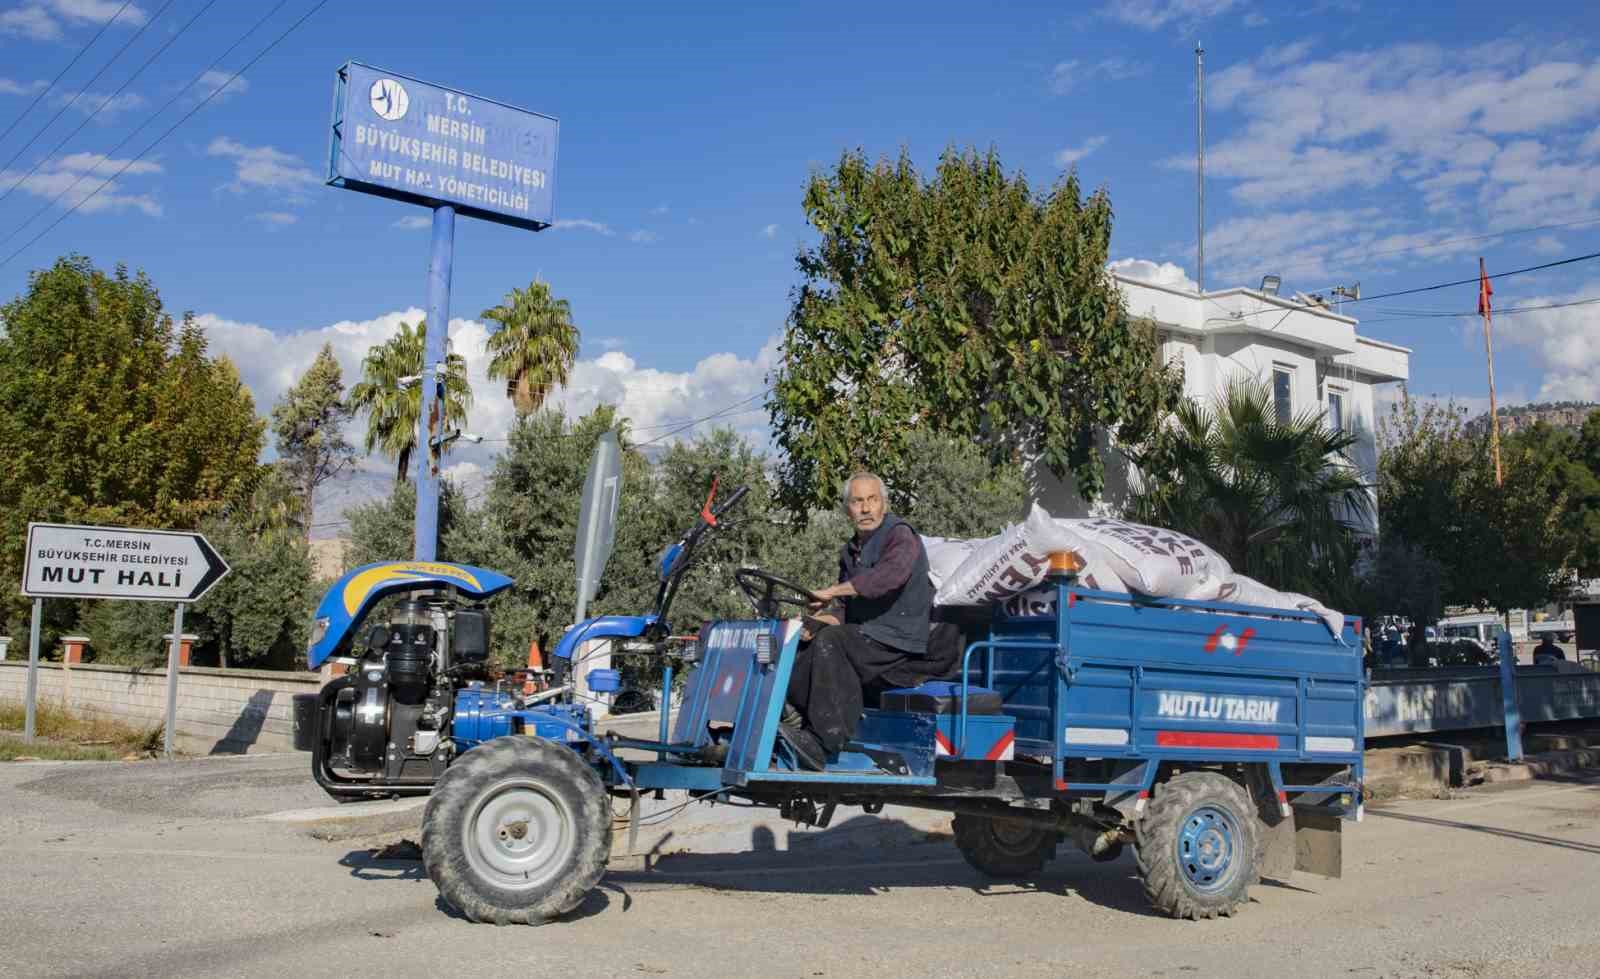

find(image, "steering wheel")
[734,567,823,619]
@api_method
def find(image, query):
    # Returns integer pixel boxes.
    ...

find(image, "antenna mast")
[1196,42,1206,294]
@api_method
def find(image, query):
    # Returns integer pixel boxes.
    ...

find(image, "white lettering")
[1155,692,1280,725]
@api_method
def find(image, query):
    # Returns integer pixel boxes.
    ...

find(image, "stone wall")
[0,661,320,754]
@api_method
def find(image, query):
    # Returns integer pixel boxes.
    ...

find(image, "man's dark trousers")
[787,623,919,754]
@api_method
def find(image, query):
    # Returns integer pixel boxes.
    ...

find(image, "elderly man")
[778,471,933,770]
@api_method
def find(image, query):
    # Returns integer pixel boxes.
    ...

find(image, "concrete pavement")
[2,751,1599,978]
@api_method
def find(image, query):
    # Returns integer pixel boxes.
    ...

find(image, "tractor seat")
[878,681,1002,716]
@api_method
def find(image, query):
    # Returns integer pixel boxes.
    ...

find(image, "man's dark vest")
[840,514,932,654]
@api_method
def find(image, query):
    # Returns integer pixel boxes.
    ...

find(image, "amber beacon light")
[1047,550,1085,575]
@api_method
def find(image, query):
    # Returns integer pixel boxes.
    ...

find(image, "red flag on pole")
[1478,262,1493,317]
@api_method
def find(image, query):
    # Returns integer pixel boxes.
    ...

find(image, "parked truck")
[295,485,1364,922]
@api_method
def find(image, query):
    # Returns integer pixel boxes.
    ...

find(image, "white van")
[1435,613,1508,651]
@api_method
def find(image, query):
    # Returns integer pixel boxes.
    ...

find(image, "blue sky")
[2,0,1599,521]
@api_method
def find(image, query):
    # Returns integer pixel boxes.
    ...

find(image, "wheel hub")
[463,779,576,893]
[1177,805,1236,892]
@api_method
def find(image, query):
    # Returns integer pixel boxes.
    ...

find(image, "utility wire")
[0,0,173,183]
[0,0,219,210]
[1245,214,1600,280]
[0,0,331,272]
[1222,250,1600,323]
[636,390,772,447]
[1360,296,1600,322]
[0,0,136,149]
[0,0,290,249]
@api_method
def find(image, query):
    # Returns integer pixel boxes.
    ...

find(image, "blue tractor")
[295,485,1364,923]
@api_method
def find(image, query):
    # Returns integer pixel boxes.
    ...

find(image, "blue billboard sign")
[328,62,558,231]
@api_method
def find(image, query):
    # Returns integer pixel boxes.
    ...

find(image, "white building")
[1030,272,1412,528]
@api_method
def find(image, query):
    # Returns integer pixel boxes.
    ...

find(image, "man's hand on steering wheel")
[734,567,825,619]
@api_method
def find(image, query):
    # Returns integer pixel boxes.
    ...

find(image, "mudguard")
[306,561,514,668]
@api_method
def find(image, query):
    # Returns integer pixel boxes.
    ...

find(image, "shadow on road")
[1367,809,1600,855]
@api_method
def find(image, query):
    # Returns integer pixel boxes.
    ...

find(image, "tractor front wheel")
[422,736,610,925]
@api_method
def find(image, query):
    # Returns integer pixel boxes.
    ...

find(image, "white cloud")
[206,136,319,200]
[4,1,146,40]
[0,158,160,215]
[628,229,658,243]
[551,218,614,236]
[1108,257,1198,293]
[1055,135,1108,166]
[1100,0,1241,31]
[1049,57,1146,95]
[195,70,247,103]
[651,203,669,215]
[0,5,63,39]
[1529,235,1563,255]
[1183,43,1600,227]
[1490,280,1600,401]
[392,215,431,230]
[196,308,782,521]
[0,78,46,96]
[56,151,162,177]
[54,90,146,119]
[251,211,297,229]
[761,223,778,238]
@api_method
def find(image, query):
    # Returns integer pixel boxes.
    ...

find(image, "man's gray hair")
[840,471,887,509]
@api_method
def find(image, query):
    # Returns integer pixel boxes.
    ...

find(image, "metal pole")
[24,597,41,742]
[415,204,456,561]
[164,603,184,760]
[1480,257,1503,487]
[1496,630,1523,761]
[1195,42,1205,295]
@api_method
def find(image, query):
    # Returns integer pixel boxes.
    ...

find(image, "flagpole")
[1480,256,1503,487]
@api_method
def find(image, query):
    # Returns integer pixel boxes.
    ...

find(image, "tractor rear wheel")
[952,812,1056,878]
[422,735,610,925]
[1134,771,1260,919]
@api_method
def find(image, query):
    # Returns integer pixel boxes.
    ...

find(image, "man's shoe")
[776,724,828,772]
[781,703,803,727]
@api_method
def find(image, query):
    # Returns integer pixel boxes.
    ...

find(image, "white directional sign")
[22,523,230,602]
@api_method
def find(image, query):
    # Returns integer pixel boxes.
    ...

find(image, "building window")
[1272,367,1293,423]
[1327,389,1345,434]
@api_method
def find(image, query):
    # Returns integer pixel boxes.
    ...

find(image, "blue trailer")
[297,487,1363,923]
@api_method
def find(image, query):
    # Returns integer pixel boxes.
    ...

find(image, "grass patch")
[0,699,165,761]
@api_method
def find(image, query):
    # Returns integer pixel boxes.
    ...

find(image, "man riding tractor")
[779,471,958,769]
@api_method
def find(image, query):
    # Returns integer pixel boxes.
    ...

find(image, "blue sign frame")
[328,61,559,231]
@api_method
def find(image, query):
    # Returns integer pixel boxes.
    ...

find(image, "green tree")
[894,428,1027,538]
[446,406,658,668]
[271,343,355,539]
[343,478,468,568]
[0,255,264,635]
[348,320,472,483]
[191,514,317,669]
[1128,380,1372,600]
[770,147,1182,514]
[482,280,580,415]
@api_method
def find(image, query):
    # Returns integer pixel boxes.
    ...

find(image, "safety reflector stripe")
[1134,789,1149,816]
[933,731,954,756]
[984,731,1015,761]
[1306,736,1357,753]
[1065,727,1130,747]
[1155,731,1279,750]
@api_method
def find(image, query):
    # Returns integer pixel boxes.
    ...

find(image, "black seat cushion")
[879,681,1003,716]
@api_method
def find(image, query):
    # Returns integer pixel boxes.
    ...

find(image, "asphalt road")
[3,751,1598,979]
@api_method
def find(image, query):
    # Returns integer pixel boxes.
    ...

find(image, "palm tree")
[481,280,579,414]
[1127,379,1373,596]
[348,320,473,482]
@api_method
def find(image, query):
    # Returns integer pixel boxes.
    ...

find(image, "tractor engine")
[297,597,496,797]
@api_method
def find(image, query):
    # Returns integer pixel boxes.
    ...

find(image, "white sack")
[1058,517,1233,602]
[935,504,1094,607]
[1229,574,1345,636]
[921,535,984,590]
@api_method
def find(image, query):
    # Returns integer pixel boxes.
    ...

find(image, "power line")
[0,0,219,210]
[0,0,289,249]
[1246,215,1600,281]
[0,0,174,184]
[0,0,136,149]
[1360,296,1600,322]
[0,0,331,272]
[1224,250,1600,323]
[636,390,772,447]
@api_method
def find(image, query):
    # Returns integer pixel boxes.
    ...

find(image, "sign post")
[24,598,41,742]
[327,62,559,561]
[22,523,230,755]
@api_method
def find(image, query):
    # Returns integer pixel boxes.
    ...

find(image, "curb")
[1475,746,1600,784]
[256,797,426,841]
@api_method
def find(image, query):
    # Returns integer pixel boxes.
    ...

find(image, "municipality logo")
[369,78,409,121]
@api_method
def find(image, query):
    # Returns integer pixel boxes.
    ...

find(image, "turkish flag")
[1478,264,1493,317]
